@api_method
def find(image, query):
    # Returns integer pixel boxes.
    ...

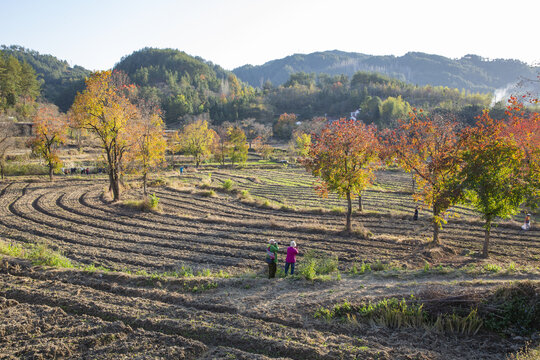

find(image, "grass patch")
[315,296,481,335]
[0,240,73,268]
[351,224,373,239]
[315,282,540,337]
[483,263,502,273]
[330,206,345,214]
[4,162,49,176]
[148,178,169,187]
[507,343,540,360]
[198,189,217,197]
[237,189,254,202]
[122,194,161,212]
[296,249,339,281]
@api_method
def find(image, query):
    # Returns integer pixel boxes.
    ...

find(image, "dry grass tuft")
[122,197,161,212]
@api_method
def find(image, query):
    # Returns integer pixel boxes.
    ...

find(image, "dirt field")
[0,170,539,359]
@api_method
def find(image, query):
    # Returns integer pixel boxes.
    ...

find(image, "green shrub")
[298,250,339,281]
[314,306,333,320]
[506,262,517,273]
[222,179,234,190]
[149,193,159,208]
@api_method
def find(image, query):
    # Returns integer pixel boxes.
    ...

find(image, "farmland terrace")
[0,171,539,359]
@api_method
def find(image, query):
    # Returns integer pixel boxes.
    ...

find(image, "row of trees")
[23,71,167,201]
[25,71,273,202]
[170,118,273,168]
[302,96,539,257]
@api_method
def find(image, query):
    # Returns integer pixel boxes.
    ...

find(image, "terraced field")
[211,167,478,218]
[0,174,539,359]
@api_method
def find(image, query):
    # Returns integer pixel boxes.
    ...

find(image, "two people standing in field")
[266,239,298,278]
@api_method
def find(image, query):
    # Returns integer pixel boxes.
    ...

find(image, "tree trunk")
[482,220,491,258]
[109,168,120,201]
[358,193,363,212]
[143,172,147,196]
[346,191,352,233]
[432,205,441,245]
[77,129,81,153]
[48,164,53,182]
[432,221,440,245]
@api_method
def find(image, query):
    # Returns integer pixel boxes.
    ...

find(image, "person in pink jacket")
[284,241,299,276]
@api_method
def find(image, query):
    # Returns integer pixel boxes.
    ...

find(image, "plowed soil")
[0,175,539,359]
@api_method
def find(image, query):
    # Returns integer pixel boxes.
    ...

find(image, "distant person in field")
[284,241,299,276]
[266,239,279,278]
[179,166,184,175]
[413,207,419,221]
[522,213,531,230]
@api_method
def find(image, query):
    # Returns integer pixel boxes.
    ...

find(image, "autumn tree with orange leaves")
[302,119,378,232]
[504,95,540,207]
[71,71,138,201]
[129,100,167,196]
[391,110,465,245]
[28,104,68,181]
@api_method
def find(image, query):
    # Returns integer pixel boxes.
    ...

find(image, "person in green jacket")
[266,239,279,278]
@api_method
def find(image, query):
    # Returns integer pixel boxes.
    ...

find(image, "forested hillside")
[0,50,40,119]
[233,50,539,92]
[1,45,90,112]
[3,45,533,130]
[114,48,266,126]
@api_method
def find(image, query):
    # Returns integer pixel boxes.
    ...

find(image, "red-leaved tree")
[302,119,378,232]
[391,110,464,245]
[504,95,540,207]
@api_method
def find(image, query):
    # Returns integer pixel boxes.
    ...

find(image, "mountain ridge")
[233,50,539,93]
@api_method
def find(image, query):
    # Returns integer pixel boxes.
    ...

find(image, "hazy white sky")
[2,0,539,71]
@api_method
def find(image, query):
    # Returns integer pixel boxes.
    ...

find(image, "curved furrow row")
[79,189,418,263]
[2,180,537,269]
[8,188,245,271]
[101,185,540,260]
[35,190,274,267]
[82,187,416,252]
